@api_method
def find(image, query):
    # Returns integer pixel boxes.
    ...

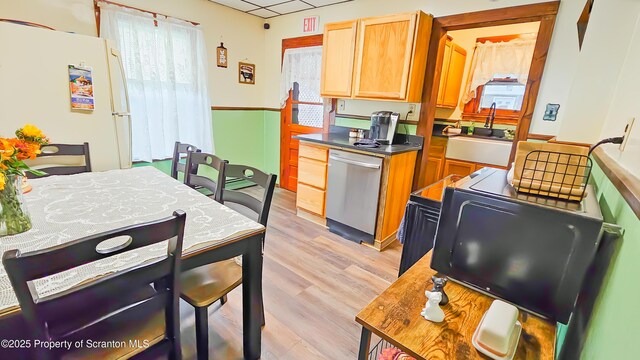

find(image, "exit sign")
[303,16,320,33]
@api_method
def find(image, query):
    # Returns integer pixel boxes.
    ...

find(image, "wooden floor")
[179,188,402,359]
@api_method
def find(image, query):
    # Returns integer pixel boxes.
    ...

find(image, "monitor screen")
[431,187,602,323]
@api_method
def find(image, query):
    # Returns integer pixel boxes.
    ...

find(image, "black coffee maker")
[369,111,399,145]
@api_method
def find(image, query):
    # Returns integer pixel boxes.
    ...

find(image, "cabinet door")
[353,13,417,100]
[297,183,326,216]
[425,156,444,186]
[436,41,452,106]
[321,20,358,98]
[441,44,467,108]
[298,157,328,190]
[442,159,476,178]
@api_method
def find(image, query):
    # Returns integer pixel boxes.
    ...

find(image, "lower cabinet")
[425,156,444,186]
[297,143,329,217]
[442,158,477,178]
[442,158,507,179]
[297,183,326,216]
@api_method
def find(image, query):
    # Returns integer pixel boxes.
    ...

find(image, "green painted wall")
[263,110,281,178]
[336,117,417,135]
[212,109,266,171]
[134,109,281,183]
[575,161,640,359]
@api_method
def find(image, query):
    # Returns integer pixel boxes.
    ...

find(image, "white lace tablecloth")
[0,167,264,313]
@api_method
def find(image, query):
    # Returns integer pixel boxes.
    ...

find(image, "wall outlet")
[407,104,418,121]
[620,117,635,151]
[337,99,346,112]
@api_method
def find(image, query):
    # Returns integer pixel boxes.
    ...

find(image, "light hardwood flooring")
[179,188,402,359]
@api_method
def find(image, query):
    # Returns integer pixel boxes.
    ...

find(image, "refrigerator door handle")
[109,47,132,169]
[110,48,131,114]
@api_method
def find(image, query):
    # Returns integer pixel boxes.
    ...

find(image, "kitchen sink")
[445,136,512,167]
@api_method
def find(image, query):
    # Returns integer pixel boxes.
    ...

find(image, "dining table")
[0,166,266,360]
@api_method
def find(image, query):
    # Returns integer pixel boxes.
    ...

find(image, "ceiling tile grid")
[209,0,354,19]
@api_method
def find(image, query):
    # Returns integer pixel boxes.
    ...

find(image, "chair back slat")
[26,143,91,179]
[37,259,169,316]
[223,190,263,217]
[5,214,184,280]
[184,152,226,201]
[171,141,200,180]
[221,164,277,227]
[2,211,186,359]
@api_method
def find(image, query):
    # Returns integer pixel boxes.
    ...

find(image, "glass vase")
[0,174,32,237]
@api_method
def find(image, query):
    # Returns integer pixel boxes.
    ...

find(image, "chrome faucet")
[485,102,497,130]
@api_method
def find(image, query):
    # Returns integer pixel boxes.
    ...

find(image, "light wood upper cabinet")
[437,38,467,108]
[320,20,358,98]
[320,11,432,102]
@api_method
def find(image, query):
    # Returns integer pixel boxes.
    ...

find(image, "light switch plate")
[337,99,346,112]
[620,117,635,152]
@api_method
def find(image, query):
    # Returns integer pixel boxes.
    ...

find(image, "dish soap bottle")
[468,121,475,135]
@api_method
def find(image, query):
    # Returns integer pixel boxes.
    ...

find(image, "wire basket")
[513,150,592,202]
[368,338,397,360]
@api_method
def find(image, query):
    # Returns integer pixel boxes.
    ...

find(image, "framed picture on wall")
[216,43,228,68]
[239,62,255,85]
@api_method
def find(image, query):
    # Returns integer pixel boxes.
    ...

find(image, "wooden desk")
[356,252,556,360]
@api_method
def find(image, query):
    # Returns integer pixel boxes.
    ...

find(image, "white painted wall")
[263,0,586,136]
[556,0,640,144]
[436,22,541,121]
[595,10,640,179]
[0,0,267,107]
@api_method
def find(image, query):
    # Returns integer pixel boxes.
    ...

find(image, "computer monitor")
[431,185,603,324]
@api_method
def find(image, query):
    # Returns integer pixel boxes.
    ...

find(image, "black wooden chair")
[170,141,200,181]
[26,143,91,179]
[184,151,227,201]
[180,165,276,360]
[2,211,187,360]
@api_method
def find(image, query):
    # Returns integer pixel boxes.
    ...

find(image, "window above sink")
[461,33,537,125]
[479,78,526,111]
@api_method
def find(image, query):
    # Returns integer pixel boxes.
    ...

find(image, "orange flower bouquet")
[0,124,49,236]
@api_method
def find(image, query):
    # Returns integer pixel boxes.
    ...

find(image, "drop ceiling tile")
[305,0,349,7]
[248,8,280,18]
[245,0,284,7]
[267,1,313,14]
[209,0,259,12]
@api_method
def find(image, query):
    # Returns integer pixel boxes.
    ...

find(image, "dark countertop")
[294,130,423,156]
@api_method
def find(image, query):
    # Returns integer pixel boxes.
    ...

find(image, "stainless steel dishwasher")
[326,149,383,244]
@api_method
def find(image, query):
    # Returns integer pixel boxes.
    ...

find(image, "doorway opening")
[413,2,560,189]
[279,35,324,192]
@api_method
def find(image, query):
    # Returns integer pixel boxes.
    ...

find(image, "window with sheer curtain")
[280,46,323,128]
[462,37,536,104]
[98,2,213,162]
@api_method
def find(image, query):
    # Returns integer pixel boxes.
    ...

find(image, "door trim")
[280,35,325,192]
[413,1,560,190]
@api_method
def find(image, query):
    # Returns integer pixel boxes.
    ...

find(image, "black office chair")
[26,143,91,179]
[184,151,227,201]
[180,164,276,360]
[170,141,200,181]
[2,211,186,360]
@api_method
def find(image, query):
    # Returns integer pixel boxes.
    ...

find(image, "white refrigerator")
[0,22,131,171]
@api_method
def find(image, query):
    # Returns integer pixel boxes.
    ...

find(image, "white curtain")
[279,46,323,108]
[462,37,537,104]
[99,2,213,162]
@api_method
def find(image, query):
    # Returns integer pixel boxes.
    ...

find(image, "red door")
[280,35,324,192]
